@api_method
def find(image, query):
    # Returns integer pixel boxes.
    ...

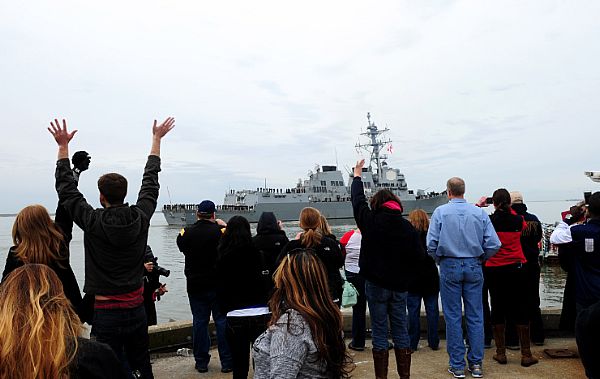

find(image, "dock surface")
[151,337,586,378]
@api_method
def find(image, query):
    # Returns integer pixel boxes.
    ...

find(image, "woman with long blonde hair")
[253,249,353,378]
[0,264,123,378]
[2,204,82,313]
[280,207,344,305]
[406,209,440,352]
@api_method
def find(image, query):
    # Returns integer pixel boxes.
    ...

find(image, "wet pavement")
[151,337,586,378]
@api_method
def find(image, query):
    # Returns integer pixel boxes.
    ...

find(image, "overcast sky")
[1,0,599,214]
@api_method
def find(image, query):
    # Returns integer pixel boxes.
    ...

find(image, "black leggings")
[483,263,528,325]
[226,314,270,379]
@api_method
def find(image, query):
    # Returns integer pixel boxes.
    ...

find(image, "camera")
[485,197,493,205]
[584,191,592,205]
[151,256,170,278]
[144,246,170,278]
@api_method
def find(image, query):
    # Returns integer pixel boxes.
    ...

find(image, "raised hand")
[48,119,77,147]
[152,117,175,139]
[354,159,365,178]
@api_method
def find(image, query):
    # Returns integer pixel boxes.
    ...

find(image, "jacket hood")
[99,204,143,247]
[257,212,279,234]
[512,203,528,215]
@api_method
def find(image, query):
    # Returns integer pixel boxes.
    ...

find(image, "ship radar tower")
[356,112,392,181]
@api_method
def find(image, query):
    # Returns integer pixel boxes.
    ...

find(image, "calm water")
[0,200,571,323]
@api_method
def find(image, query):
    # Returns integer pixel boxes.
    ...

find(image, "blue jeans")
[365,280,410,350]
[346,270,367,348]
[188,291,232,370]
[91,305,152,378]
[439,257,484,370]
[407,292,440,350]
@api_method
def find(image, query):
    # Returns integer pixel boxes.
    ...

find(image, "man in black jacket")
[49,117,175,379]
[176,200,233,374]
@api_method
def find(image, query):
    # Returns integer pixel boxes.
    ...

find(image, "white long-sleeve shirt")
[550,221,573,244]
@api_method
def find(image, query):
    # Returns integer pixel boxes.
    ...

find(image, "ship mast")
[356,112,392,181]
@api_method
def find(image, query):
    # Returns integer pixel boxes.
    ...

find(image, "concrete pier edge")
[148,307,566,352]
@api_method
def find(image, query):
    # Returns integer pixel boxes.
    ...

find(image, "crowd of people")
[0,120,598,379]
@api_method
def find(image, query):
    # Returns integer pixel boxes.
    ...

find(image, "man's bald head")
[447,177,465,198]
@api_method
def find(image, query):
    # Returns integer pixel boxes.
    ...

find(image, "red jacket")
[486,208,527,267]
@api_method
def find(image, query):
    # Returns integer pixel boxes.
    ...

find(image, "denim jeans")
[407,292,440,350]
[439,257,484,370]
[91,305,153,378]
[346,270,367,348]
[365,280,410,350]
[226,314,270,379]
[188,291,232,370]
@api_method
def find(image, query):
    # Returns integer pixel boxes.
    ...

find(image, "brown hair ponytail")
[298,207,323,247]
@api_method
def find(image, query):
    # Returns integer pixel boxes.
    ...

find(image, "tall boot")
[492,324,507,364]
[516,324,539,367]
[394,348,411,379]
[372,348,389,379]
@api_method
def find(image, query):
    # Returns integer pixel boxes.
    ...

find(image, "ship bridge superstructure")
[162,112,447,225]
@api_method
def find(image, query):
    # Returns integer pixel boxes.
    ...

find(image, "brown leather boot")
[394,348,411,379]
[372,348,389,379]
[492,324,507,364]
[516,324,539,367]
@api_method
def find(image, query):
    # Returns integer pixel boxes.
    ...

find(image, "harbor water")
[0,199,574,324]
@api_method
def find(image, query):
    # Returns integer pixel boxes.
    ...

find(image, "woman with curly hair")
[253,249,353,378]
[2,204,82,314]
[406,209,440,352]
[0,264,123,379]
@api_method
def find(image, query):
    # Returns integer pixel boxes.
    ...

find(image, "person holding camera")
[3,150,93,321]
[485,189,538,368]
[550,192,600,378]
[143,246,169,326]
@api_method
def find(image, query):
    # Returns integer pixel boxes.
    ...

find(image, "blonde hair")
[408,209,429,233]
[298,207,323,248]
[319,214,332,235]
[270,250,353,378]
[0,264,82,378]
[12,205,66,266]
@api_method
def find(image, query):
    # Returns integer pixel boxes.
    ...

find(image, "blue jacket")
[566,219,600,308]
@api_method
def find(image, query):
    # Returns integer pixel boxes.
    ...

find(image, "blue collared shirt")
[427,198,501,260]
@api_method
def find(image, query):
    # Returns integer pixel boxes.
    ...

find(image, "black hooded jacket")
[252,212,289,276]
[177,219,223,293]
[55,155,160,295]
[511,203,543,265]
[351,177,424,292]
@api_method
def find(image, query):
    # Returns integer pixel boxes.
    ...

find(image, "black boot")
[394,348,411,379]
[492,324,507,364]
[372,348,389,379]
[516,324,539,367]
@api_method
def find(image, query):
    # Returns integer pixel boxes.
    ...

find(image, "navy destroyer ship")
[163,113,447,225]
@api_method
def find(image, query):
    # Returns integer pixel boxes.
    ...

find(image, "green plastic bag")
[340,269,358,308]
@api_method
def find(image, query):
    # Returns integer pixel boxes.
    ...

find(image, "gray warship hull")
[162,196,447,225]
[163,113,447,226]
